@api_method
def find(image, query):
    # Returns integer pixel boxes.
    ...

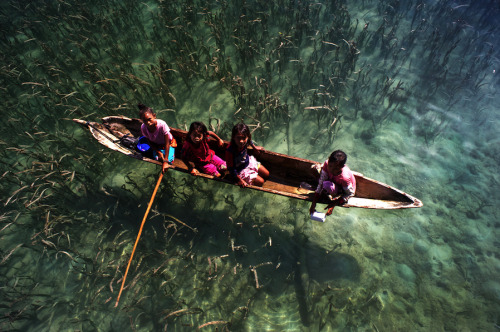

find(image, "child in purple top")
[138,103,175,173]
[309,150,356,215]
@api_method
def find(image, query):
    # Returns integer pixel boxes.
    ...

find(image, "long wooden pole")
[115,171,165,307]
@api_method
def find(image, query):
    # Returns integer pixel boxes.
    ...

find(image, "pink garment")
[322,181,340,195]
[200,154,226,176]
[315,160,356,200]
[238,155,260,184]
[141,119,173,145]
[182,137,213,164]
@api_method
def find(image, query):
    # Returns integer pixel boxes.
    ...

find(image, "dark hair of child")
[138,103,154,118]
[186,121,208,143]
[231,123,252,146]
[328,150,347,166]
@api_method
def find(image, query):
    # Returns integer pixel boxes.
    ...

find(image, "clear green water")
[1,0,499,330]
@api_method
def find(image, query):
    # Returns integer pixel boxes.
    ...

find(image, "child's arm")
[225,149,248,187]
[325,196,347,215]
[207,131,224,147]
[181,144,199,175]
[310,169,328,214]
[309,193,320,215]
[249,140,264,156]
[157,134,171,173]
[181,156,199,175]
[311,193,337,216]
[339,182,355,203]
[325,181,355,214]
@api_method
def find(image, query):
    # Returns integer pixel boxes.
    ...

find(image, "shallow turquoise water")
[1,0,499,330]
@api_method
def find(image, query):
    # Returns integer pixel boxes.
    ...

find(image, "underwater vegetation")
[1,0,499,330]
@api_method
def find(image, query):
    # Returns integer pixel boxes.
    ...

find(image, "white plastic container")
[310,211,326,222]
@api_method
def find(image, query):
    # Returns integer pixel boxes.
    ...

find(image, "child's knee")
[253,176,265,187]
[258,165,269,178]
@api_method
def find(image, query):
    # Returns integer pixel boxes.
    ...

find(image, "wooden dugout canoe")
[73,116,423,209]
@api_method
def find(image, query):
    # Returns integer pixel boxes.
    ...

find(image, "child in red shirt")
[181,122,226,177]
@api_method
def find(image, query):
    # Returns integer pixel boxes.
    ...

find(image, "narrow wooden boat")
[73,116,423,209]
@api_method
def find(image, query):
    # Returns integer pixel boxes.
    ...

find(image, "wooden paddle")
[115,169,166,307]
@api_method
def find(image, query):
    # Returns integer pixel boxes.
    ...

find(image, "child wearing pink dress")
[225,123,269,187]
[309,150,356,215]
[181,122,226,177]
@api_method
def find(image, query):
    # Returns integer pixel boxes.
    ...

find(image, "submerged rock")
[395,231,414,244]
[481,281,500,304]
[305,249,361,284]
[396,263,416,283]
[414,239,429,253]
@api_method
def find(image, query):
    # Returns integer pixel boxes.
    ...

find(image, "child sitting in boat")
[181,121,227,177]
[138,103,176,173]
[225,123,269,187]
[309,150,356,215]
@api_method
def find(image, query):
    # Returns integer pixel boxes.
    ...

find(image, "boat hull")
[73,116,423,209]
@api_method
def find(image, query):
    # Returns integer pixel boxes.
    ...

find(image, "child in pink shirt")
[138,103,176,173]
[309,150,356,215]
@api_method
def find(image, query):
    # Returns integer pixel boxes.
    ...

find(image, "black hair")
[328,150,347,166]
[138,103,154,118]
[186,121,208,143]
[231,123,251,147]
